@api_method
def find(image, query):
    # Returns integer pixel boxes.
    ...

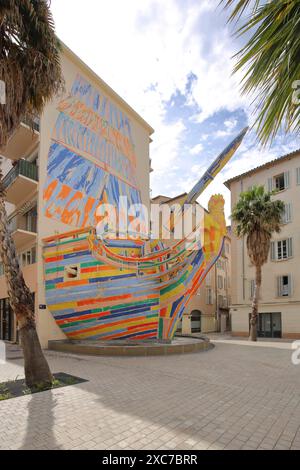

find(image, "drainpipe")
[241,180,246,301]
[215,264,219,332]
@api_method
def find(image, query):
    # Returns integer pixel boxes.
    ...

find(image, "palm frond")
[220,0,300,145]
[232,185,285,266]
[0,0,64,147]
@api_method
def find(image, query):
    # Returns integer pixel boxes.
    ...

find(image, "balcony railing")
[22,115,40,133]
[8,214,38,234]
[2,160,38,190]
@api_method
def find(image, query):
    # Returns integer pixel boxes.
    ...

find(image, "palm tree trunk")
[0,177,52,390]
[249,264,262,341]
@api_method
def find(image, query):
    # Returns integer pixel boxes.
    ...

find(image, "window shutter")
[288,238,293,258]
[268,177,273,192]
[286,203,292,223]
[270,241,276,261]
[288,275,292,296]
[296,168,300,185]
[277,276,283,296]
[284,171,290,189]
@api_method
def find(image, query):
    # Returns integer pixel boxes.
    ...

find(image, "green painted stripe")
[80,261,104,267]
[45,284,56,290]
[158,317,163,338]
[48,235,89,247]
[160,271,188,295]
[45,266,65,274]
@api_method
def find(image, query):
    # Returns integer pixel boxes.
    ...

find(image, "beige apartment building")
[225,149,300,339]
[151,193,232,334]
[0,42,154,347]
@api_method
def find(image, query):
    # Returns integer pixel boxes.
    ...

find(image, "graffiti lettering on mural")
[57,96,136,166]
[43,75,144,229]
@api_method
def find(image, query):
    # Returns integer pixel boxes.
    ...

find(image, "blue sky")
[50,0,299,219]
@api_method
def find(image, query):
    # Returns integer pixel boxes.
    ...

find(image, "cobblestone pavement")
[0,341,299,450]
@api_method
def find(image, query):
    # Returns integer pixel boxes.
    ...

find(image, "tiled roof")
[224,148,300,188]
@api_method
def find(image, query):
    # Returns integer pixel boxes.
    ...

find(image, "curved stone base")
[48,336,212,357]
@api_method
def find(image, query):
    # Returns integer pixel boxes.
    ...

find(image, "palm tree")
[220,0,300,145]
[0,1,63,389]
[231,186,285,341]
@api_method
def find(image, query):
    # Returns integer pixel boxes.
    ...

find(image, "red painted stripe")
[77,294,132,307]
[127,321,158,331]
[45,255,63,263]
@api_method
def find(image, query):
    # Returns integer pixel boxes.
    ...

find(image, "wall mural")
[43,74,142,228]
[43,75,247,342]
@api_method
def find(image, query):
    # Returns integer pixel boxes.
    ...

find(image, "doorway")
[190,310,201,333]
[257,312,282,338]
[0,298,14,341]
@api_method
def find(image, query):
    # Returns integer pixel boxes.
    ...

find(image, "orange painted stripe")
[43,226,92,243]
[56,279,89,289]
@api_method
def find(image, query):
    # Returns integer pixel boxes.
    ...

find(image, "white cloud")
[50,0,298,218]
[190,143,204,155]
[50,0,248,165]
[224,118,238,131]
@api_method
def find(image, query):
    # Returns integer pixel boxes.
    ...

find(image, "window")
[217,275,223,290]
[217,259,225,270]
[17,246,37,267]
[0,263,3,276]
[271,238,293,261]
[297,168,300,185]
[64,264,80,280]
[277,275,292,297]
[281,203,292,224]
[268,171,290,192]
[205,272,211,286]
[275,174,285,191]
[206,288,213,305]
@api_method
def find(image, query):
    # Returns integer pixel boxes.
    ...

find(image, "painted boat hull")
[43,199,226,342]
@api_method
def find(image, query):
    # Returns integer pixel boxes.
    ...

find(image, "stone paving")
[0,341,300,450]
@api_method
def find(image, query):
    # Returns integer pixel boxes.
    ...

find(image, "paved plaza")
[0,340,300,450]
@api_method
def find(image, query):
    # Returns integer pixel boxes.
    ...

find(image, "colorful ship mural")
[42,75,247,342]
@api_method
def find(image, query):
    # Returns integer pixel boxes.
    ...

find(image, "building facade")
[225,150,300,339]
[0,42,154,346]
[151,194,232,334]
